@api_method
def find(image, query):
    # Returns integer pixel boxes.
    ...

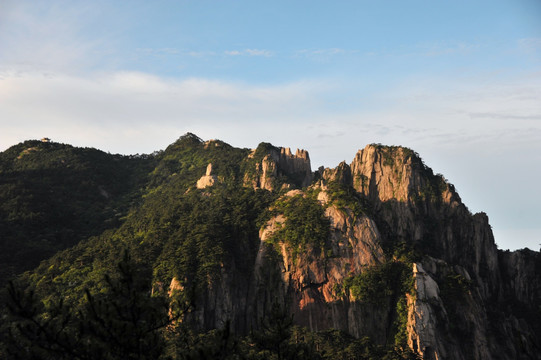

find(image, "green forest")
[1,134,539,359]
[0,134,424,359]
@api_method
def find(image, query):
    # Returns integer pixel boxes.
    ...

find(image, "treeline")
[0,140,155,285]
[0,135,421,359]
[1,251,418,360]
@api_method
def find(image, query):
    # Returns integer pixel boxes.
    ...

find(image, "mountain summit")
[1,135,539,359]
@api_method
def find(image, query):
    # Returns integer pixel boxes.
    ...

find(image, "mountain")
[1,134,539,359]
[0,139,156,285]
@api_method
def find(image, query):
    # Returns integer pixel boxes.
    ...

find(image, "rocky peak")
[245,143,313,191]
[205,163,213,176]
[191,139,540,357]
[277,147,312,185]
[9,135,538,359]
[346,145,502,296]
[321,161,352,186]
[281,147,292,157]
[350,144,420,203]
[349,144,463,207]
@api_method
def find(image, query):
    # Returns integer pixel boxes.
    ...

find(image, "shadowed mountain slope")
[1,134,539,359]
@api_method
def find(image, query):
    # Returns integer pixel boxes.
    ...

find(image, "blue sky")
[1,0,540,250]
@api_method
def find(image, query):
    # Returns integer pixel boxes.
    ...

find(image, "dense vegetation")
[10,135,273,308]
[0,135,426,359]
[265,193,330,261]
[0,140,155,286]
[341,262,414,348]
[2,135,538,359]
[2,251,419,360]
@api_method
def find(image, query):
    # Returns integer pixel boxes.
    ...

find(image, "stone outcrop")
[406,259,493,360]
[321,161,352,186]
[254,198,387,338]
[245,145,312,191]
[182,142,541,359]
[196,163,218,189]
[407,262,448,360]
[10,135,539,358]
[405,253,541,360]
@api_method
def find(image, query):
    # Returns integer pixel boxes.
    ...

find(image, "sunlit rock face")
[246,146,312,191]
[254,198,387,336]
[196,163,218,189]
[5,135,539,359]
[182,141,540,359]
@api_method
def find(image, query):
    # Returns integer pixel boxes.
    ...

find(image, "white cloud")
[416,41,480,57]
[224,49,273,57]
[2,69,540,155]
[244,49,273,57]
[302,48,345,55]
[0,70,328,153]
[295,48,358,58]
[0,1,112,73]
[518,38,541,52]
[187,50,217,57]
[1,66,540,251]
[136,48,181,55]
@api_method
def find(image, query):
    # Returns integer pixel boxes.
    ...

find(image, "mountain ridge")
[1,134,539,359]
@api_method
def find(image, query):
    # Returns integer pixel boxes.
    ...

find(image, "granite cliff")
[181,141,540,359]
[2,135,539,359]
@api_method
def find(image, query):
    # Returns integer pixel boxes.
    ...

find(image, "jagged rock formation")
[407,262,447,360]
[189,142,540,359]
[245,145,312,190]
[196,163,218,189]
[254,201,389,338]
[6,136,539,359]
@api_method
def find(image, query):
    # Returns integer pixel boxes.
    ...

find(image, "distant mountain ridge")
[0,139,156,284]
[0,134,539,359]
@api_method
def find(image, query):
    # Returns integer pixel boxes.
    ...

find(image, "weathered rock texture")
[245,146,312,190]
[187,143,541,359]
[196,163,218,189]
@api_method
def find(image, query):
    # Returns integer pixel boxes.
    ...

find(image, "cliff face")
[254,199,387,338]
[10,137,539,359]
[349,145,499,294]
[245,146,312,190]
[185,143,540,359]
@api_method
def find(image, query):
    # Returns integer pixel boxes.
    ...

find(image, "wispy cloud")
[418,41,480,57]
[135,48,217,58]
[317,131,345,139]
[469,112,541,121]
[295,48,359,58]
[0,1,113,73]
[518,38,541,54]
[0,70,328,153]
[224,49,273,57]
[187,50,217,57]
[2,68,540,156]
[298,48,346,56]
[136,48,181,55]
